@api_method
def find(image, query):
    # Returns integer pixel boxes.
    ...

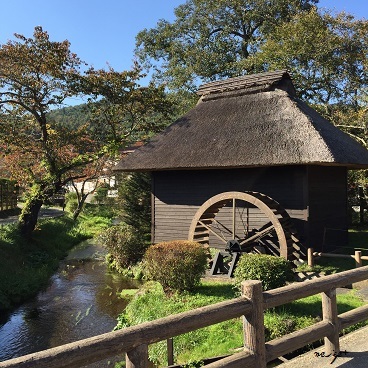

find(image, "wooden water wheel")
[188,191,305,275]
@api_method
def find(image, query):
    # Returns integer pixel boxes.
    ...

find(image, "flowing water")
[0,240,141,366]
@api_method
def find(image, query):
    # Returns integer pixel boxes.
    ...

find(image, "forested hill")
[48,104,91,128]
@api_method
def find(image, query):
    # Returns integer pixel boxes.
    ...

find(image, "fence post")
[355,251,362,268]
[308,248,314,267]
[322,288,339,355]
[167,338,174,365]
[241,280,266,367]
[126,344,149,368]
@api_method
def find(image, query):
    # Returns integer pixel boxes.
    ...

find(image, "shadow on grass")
[194,282,236,299]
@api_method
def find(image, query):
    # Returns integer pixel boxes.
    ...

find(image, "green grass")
[297,226,368,274]
[116,280,367,366]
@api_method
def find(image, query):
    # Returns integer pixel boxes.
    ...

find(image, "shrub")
[233,253,293,291]
[99,223,148,269]
[143,240,208,292]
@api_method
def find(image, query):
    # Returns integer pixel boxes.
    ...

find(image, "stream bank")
[0,240,140,367]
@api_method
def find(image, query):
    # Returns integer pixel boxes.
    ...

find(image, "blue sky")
[1,0,367,73]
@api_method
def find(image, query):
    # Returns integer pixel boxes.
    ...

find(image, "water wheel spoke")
[232,198,236,239]
[198,220,228,244]
[237,204,249,237]
[212,218,240,239]
[239,223,275,246]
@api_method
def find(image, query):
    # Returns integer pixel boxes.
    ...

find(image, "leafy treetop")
[0,27,173,236]
[135,0,319,91]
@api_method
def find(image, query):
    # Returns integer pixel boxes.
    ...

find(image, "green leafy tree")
[0,27,173,237]
[136,2,367,189]
[135,0,318,91]
[247,9,368,115]
[119,172,152,244]
[246,9,368,190]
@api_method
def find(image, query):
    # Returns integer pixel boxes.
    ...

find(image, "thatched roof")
[114,71,368,172]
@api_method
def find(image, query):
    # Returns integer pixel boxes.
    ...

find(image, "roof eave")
[114,161,368,173]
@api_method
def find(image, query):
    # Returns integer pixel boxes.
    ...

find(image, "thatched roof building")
[115,71,368,256]
[115,70,368,172]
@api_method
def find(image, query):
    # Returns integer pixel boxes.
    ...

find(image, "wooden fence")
[0,179,17,212]
[1,266,368,368]
[308,248,368,268]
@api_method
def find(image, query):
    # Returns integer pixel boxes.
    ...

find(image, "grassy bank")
[0,204,113,313]
[117,280,367,366]
[113,226,368,366]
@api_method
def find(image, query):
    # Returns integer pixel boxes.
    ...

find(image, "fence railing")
[1,267,368,368]
[308,248,368,268]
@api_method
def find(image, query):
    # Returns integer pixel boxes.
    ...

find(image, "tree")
[246,9,368,115]
[135,2,367,187]
[135,0,318,91]
[135,2,366,132]
[245,8,368,190]
[67,156,111,221]
[0,27,173,237]
[118,172,152,244]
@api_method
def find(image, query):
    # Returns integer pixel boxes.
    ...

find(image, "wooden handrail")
[308,247,368,267]
[1,266,368,368]
[0,297,252,368]
[263,266,368,308]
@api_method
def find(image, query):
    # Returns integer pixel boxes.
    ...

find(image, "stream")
[0,240,141,366]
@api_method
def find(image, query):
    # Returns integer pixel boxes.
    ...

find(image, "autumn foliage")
[0,27,172,236]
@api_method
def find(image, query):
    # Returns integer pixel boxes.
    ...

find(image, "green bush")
[143,241,208,292]
[233,254,293,291]
[99,223,148,269]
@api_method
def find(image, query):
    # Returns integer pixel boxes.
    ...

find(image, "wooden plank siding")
[152,166,309,247]
[307,166,348,251]
[152,166,349,252]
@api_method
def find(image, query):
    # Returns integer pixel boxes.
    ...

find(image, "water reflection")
[0,240,140,366]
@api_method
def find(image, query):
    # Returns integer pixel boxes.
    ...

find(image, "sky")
[0,0,367,75]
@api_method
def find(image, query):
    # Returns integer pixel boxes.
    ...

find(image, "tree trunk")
[18,198,43,238]
[72,194,88,221]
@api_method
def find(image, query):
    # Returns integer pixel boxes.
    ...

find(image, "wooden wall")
[152,166,308,245]
[307,166,348,251]
[152,165,349,252]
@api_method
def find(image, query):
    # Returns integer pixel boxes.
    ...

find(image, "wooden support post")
[241,280,266,368]
[355,250,362,268]
[307,248,314,267]
[167,338,174,366]
[228,252,240,278]
[210,251,225,275]
[322,289,339,355]
[126,344,149,368]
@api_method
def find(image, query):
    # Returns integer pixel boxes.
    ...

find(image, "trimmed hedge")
[143,240,208,292]
[233,253,293,291]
